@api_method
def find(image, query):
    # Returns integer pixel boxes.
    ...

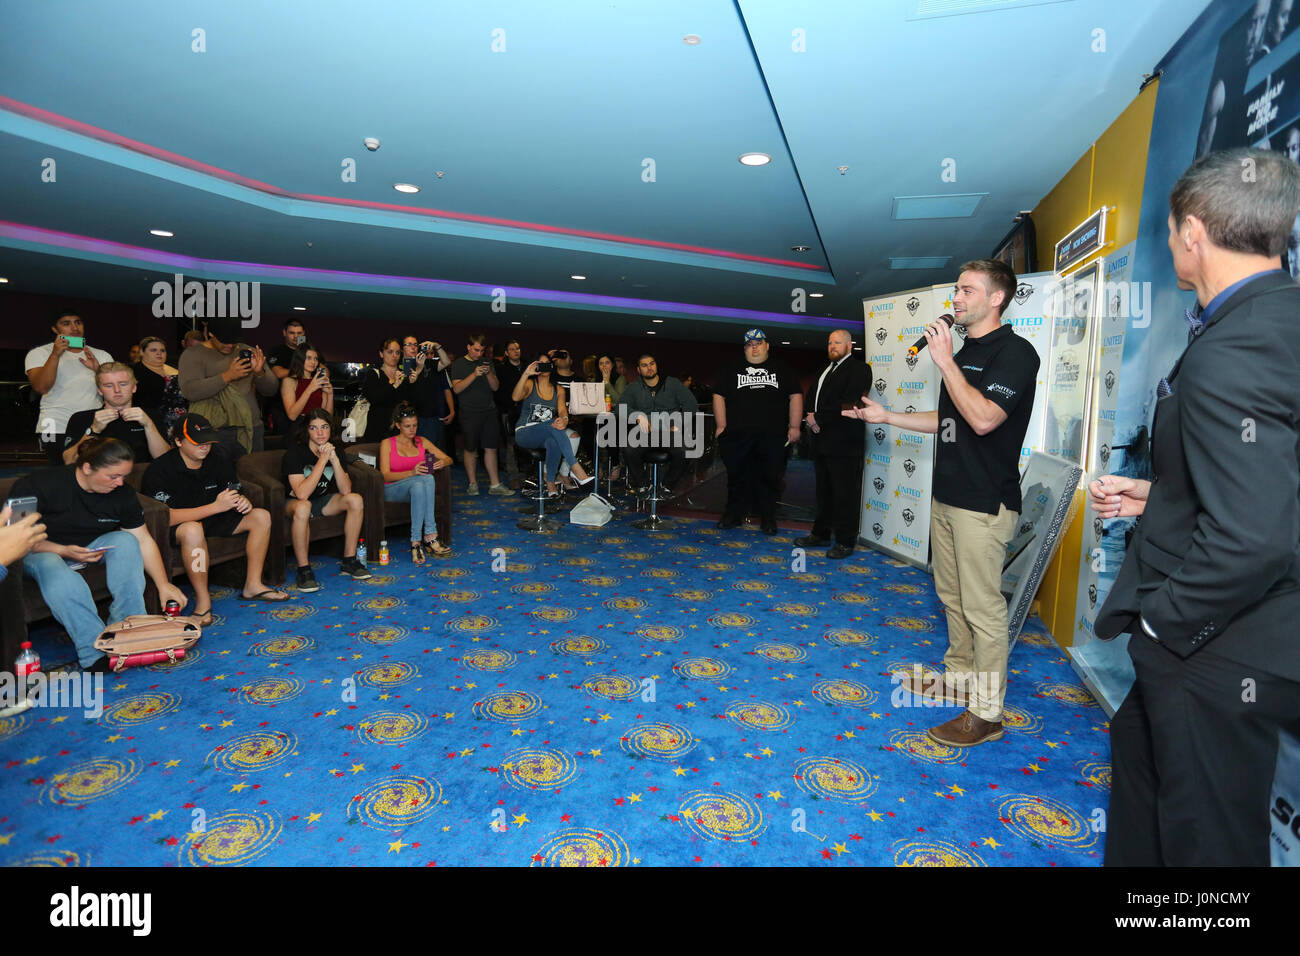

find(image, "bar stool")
[631,450,672,531]
[517,447,564,532]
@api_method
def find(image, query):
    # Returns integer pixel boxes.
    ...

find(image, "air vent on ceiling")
[890,256,952,270]
[892,193,987,220]
[907,0,1075,20]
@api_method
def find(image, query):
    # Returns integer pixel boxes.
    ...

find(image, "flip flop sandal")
[244,589,291,603]
[192,608,215,627]
[410,542,427,565]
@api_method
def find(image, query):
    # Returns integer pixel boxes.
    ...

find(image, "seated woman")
[511,353,596,497]
[280,343,334,432]
[281,408,371,592]
[142,413,289,625]
[11,437,188,672]
[379,402,452,563]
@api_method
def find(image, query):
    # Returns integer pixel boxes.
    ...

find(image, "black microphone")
[906,314,954,357]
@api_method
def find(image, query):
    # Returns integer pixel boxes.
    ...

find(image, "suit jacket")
[806,357,871,458]
[1095,271,1300,677]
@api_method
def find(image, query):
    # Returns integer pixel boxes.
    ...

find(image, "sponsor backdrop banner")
[861,287,944,566]
[860,272,1054,568]
[1070,0,1286,712]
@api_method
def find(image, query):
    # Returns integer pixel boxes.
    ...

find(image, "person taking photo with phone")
[280,343,334,431]
[26,311,114,464]
[179,316,278,457]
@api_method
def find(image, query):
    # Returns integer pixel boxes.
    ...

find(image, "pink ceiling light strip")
[0,95,825,272]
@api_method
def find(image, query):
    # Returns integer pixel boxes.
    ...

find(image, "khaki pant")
[929,500,1017,722]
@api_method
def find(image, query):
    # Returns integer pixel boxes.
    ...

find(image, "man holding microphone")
[844,259,1038,746]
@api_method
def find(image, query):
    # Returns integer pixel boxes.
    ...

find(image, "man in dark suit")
[796,329,871,558]
[1092,147,1300,866]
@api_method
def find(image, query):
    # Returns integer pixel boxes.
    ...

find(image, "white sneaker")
[489,483,516,496]
[466,483,479,495]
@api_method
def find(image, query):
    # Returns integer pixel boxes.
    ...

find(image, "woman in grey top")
[512,353,595,497]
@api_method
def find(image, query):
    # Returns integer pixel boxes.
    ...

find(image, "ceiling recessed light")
[739,152,771,166]
[0,277,8,283]
[683,34,701,45]
[393,183,420,194]
[810,292,824,298]
[363,137,380,151]
[781,341,790,345]
[647,331,656,335]
[791,245,811,252]
[511,321,522,326]
[149,229,174,237]
[652,319,664,324]
[570,275,586,280]
[293,306,307,311]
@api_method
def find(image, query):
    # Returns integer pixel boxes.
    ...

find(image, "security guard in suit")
[796,329,871,558]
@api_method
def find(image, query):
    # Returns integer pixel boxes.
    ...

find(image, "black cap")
[174,413,221,445]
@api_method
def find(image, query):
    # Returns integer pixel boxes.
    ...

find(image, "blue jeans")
[384,474,438,542]
[23,530,146,668]
[515,423,577,482]
[417,417,444,450]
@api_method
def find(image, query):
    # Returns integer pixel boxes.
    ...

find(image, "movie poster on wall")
[1069,0,1287,712]
[1070,244,1136,697]
[860,287,944,567]
[1043,257,1101,465]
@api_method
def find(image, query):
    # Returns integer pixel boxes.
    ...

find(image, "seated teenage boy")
[63,362,169,464]
[142,414,290,625]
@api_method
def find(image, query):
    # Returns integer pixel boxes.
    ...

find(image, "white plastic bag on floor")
[570,494,612,527]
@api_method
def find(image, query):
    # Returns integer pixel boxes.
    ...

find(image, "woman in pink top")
[379,402,452,563]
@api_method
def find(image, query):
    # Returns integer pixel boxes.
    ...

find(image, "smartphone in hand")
[4,496,37,525]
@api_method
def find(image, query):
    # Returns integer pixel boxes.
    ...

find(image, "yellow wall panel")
[1028,81,1158,648]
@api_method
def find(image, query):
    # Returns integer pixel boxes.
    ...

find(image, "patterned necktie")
[1157,308,1208,398]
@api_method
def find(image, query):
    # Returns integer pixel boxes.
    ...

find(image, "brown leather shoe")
[897,668,967,706]
[927,709,1003,747]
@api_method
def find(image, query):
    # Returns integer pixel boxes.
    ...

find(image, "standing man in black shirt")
[63,363,169,465]
[712,329,803,534]
[143,414,289,624]
[495,340,525,478]
[845,259,1038,747]
[797,329,871,558]
[403,335,454,449]
[449,334,513,496]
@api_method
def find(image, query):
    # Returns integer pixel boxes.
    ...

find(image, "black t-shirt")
[142,446,236,510]
[933,323,1039,515]
[282,443,349,500]
[10,465,144,547]
[449,357,495,413]
[411,367,452,419]
[714,357,801,434]
[495,359,524,413]
[267,344,297,373]
[63,407,154,461]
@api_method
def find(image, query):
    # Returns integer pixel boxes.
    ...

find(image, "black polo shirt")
[714,357,800,434]
[10,466,144,547]
[63,407,153,461]
[142,446,236,509]
[932,323,1039,515]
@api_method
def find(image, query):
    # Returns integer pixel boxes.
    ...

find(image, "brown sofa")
[0,467,170,668]
[347,441,453,551]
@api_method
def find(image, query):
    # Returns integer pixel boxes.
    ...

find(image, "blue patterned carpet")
[0,486,1110,867]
